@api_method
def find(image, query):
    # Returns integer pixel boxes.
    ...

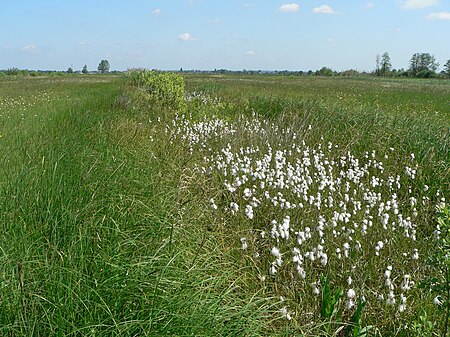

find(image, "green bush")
[416,69,436,78]
[127,70,186,111]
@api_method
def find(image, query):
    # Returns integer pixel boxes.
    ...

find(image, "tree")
[375,54,381,76]
[317,66,334,76]
[82,64,88,74]
[341,69,360,77]
[408,53,439,77]
[5,68,20,76]
[409,53,420,76]
[380,52,392,76]
[442,59,450,78]
[97,59,110,74]
[67,67,73,74]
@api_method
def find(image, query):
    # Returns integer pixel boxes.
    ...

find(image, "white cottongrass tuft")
[433,296,442,306]
[240,237,248,250]
[163,111,435,323]
[245,205,254,219]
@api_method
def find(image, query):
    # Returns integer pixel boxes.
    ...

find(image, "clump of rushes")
[158,110,446,334]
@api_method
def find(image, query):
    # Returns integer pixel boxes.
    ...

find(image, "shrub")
[416,70,436,78]
[127,70,186,111]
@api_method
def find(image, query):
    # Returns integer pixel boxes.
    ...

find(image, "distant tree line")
[178,55,450,78]
[2,56,450,79]
[374,52,450,79]
[0,60,114,78]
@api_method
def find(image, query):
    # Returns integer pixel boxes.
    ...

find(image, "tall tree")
[97,60,110,74]
[67,67,73,74]
[409,53,439,77]
[443,59,450,78]
[82,64,88,74]
[380,52,392,76]
[409,53,420,76]
[375,54,381,76]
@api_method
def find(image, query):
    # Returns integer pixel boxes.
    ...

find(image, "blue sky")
[1,0,449,71]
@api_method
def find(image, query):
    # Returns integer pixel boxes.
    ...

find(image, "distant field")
[184,74,449,186]
[0,74,448,336]
[185,74,450,114]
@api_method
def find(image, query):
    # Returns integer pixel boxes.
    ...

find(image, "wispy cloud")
[21,44,39,54]
[398,0,439,9]
[326,38,334,43]
[366,2,375,9]
[205,18,221,24]
[245,50,256,56]
[313,5,336,14]
[78,41,93,46]
[241,3,255,8]
[278,3,300,13]
[425,11,450,19]
[177,33,198,42]
[152,8,162,16]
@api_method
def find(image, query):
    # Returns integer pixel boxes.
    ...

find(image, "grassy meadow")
[0,73,449,336]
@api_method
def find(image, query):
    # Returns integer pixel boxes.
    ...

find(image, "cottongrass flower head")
[433,296,442,306]
[163,112,439,326]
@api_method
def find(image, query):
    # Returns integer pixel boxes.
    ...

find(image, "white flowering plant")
[157,106,449,335]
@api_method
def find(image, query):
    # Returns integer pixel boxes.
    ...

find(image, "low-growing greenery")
[0,72,448,336]
[126,69,186,111]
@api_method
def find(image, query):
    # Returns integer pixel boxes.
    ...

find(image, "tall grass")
[0,76,273,336]
[171,74,448,335]
[0,74,448,336]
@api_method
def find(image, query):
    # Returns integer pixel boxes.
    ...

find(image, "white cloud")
[78,41,93,46]
[326,38,334,43]
[177,33,198,42]
[245,50,256,56]
[205,18,221,24]
[313,5,336,14]
[398,0,439,9]
[278,3,300,13]
[366,2,375,8]
[426,11,450,19]
[241,3,255,8]
[21,44,39,54]
[152,8,161,16]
